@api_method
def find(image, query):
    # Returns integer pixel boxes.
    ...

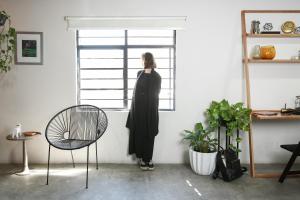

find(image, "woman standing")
[126,52,161,171]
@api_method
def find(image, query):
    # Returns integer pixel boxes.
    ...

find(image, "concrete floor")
[0,164,299,200]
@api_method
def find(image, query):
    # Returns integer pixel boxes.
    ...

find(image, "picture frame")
[15,32,43,65]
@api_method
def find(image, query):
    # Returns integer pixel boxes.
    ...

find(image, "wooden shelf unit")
[241,10,300,178]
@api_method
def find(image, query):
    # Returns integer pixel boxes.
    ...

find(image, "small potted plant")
[0,10,16,73]
[183,122,218,175]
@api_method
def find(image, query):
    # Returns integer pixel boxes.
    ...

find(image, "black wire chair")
[45,105,108,189]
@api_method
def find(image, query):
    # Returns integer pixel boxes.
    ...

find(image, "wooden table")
[7,133,40,176]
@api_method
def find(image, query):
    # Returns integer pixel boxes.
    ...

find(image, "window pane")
[159,99,174,110]
[79,30,125,37]
[157,58,173,68]
[161,79,173,89]
[81,99,123,108]
[127,59,143,68]
[128,89,134,99]
[128,79,137,89]
[160,89,173,99]
[80,90,123,100]
[128,38,173,45]
[80,59,123,68]
[128,30,173,37]
[128,58,171,68]
[81,69,123,79]
[128,69,142,78]
[80,50,123,59]
[155,69,174,79]
[128,48,173,59]
[79,38,124,45]
[81,80,123,89]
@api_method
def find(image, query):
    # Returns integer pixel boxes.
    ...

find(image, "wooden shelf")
[252,110,300,120]
[245,59,300,63]
[247,33,300,38]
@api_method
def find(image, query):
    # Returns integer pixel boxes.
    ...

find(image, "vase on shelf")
[260,45,276,59]
[251,45,261,59]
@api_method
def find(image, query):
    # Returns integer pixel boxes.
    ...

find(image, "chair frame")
[279,142,300,183]
[45,105,108,189]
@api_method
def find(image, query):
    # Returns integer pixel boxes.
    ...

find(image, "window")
[77,30,176,111]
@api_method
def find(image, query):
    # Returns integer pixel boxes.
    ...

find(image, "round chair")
[45,105,108,188]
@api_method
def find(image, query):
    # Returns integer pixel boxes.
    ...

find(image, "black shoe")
[139,160,148,171]
[148,161,155,171]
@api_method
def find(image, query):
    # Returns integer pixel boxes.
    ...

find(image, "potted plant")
[0,10,16,73]
[183,122,218,175]
[206,99,251,151]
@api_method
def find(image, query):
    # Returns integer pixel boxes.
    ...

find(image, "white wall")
[1,0,300,164]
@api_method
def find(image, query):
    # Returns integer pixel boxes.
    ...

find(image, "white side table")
[7,133,40,176]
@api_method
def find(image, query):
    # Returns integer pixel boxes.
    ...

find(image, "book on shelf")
[260,31,281,34]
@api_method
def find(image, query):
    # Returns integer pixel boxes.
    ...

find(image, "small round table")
[7,133,40,176]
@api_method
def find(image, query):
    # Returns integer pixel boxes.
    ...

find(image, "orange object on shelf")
[260,45,276,59]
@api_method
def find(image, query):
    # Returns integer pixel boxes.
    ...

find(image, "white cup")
[12,124,22,138]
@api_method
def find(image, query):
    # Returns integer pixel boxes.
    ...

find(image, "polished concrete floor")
[0,164,299,200]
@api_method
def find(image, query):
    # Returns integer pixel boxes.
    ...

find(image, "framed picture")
[15,32,43,65]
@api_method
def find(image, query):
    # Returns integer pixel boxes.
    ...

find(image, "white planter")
[189,147,217,175]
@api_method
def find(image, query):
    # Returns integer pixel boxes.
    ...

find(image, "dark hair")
[142,52,156,69]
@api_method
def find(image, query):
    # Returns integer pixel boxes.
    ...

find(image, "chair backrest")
[45,105,108,150]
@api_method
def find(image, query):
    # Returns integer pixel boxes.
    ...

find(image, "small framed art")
[15,32,43,65]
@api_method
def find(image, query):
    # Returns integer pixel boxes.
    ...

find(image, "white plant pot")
[189,147,217,175]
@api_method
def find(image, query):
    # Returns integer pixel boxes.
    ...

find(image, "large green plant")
[183,122,217,153]
[0,10,16,73]
[206,99,251,151]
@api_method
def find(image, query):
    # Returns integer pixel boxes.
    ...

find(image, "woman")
[126,52,161,171]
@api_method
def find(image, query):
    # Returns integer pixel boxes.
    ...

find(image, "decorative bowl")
[281,21,295,34]
[260,46,276,59]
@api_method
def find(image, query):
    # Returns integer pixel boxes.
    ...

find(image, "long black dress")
[126,70,161,162]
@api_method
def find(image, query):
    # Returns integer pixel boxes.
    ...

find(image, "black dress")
[126,70,161,162]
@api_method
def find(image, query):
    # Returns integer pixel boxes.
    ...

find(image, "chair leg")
[279,152,298,183]
[71,150,75,168]
[86,145,90,189]
[46,144,51,185]
[96,141,99,170]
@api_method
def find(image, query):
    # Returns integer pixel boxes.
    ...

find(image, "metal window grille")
[77,30,176,111]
